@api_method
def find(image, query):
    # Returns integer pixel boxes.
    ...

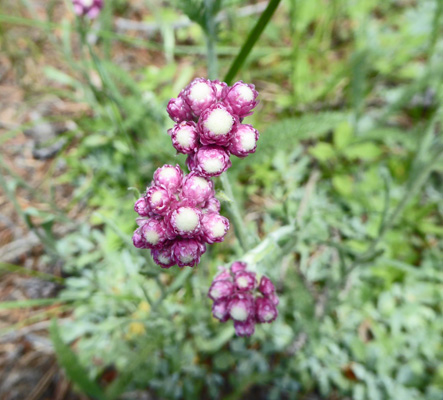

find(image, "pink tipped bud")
[208,279,235,301]
[258,275,276,296]
[213,267,232,282]
[132,227,148,249]
[223,81,259,118]
[194,146,232,178]
[146,186,173,215]
[167,206,202,237]
[201,212,230,244]
[72,0,103,19]
[141,218,167,249]
[166,95,193,123]
[198,103,238,146]
[228,293,254,322]
[151,242,175,268]
[211,80,228,101]
[182,78,217,117]
[134,197,151,217]
[171,238,206,267]
[255,297,278,323]
[181,173,214,205]
[234,270,256,291]
[212,299,230,322]
[228,124,259,158]
[153,164,183,194]
[202,196,221,214]
[170,121,199,154]
[231,261,247,274]
[234,319,255,337]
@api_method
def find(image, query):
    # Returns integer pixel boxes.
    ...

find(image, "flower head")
[133,165,229,268]
[223,81,259,118]
[207,262,279,337]
[228,124,259,158]
[182,78,217,118]
[72,0,103,19]
[169,122,200,155]
[167,94,194,123]
[193,145,232,178]
[198,104,238,146]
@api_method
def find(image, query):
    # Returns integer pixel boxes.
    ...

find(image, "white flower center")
[204,108,233,135]
[144,229,159,245]
[82,0,94,7]
[238,85,254,101]
[158,253,171,264]
[159,167,177,180]
[175,207,199,232]
[240,129,256,151]
[230,304,248,321]
[151,190,163,204]
[203,158,223,174]
[176,127,193,147]
[210,288,220,299]
[263,310,274,321]
[190,82,212,101]
[193,176,209,189]
[214,309,224,319]
[236,276,249,289]
[180,254,194,263]
[211,220,226,238]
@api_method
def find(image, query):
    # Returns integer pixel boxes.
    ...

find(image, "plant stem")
[205,0,218,80]
[220,173,251,252]
[224,0,282,84]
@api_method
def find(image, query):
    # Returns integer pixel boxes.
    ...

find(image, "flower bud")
[258,275,276,296]
[146,186,173,215]
[213,267,232,282]
[198,104,238,146]
[202,197,221,213]
[141,218,167,249]
[255,297,278,323]
[201,212,230,244]
[228,293,254,322]
[231,261,247,274]
[172,238,206,267]
[228,124,259,158]
[166,94,193,123]
[194,146,231,178]
[153,164,183,193]
[234,270,256,292]
[223,81,258,118]
[208,279,235,301]
[132,227,147,249]
[170,121,199,154]
[182,78,217,117]
[181,173,214,205]
[167,206,202,237]
[151,242,175,268]
[134,197,151,217]
[72,0,103,19]
[233,319,255,337]
[212,299,230,322]
[211,80,228,101]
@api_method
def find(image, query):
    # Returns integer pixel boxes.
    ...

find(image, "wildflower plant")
[132,77,280,336]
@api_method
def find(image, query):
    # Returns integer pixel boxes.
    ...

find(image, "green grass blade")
[224,0,282,84]
[50,320,108,400]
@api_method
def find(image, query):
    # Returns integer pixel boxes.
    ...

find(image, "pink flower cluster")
[208,261,279,337]
[167,78,260,178]
[133,165,229,268]
[72,0,103,19]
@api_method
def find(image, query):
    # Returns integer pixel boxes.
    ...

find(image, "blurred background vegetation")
[0,0,442,399]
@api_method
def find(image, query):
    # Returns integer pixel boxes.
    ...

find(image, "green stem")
[224,0,282,84]
[220,173,251,251]
[205,0,218,80]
